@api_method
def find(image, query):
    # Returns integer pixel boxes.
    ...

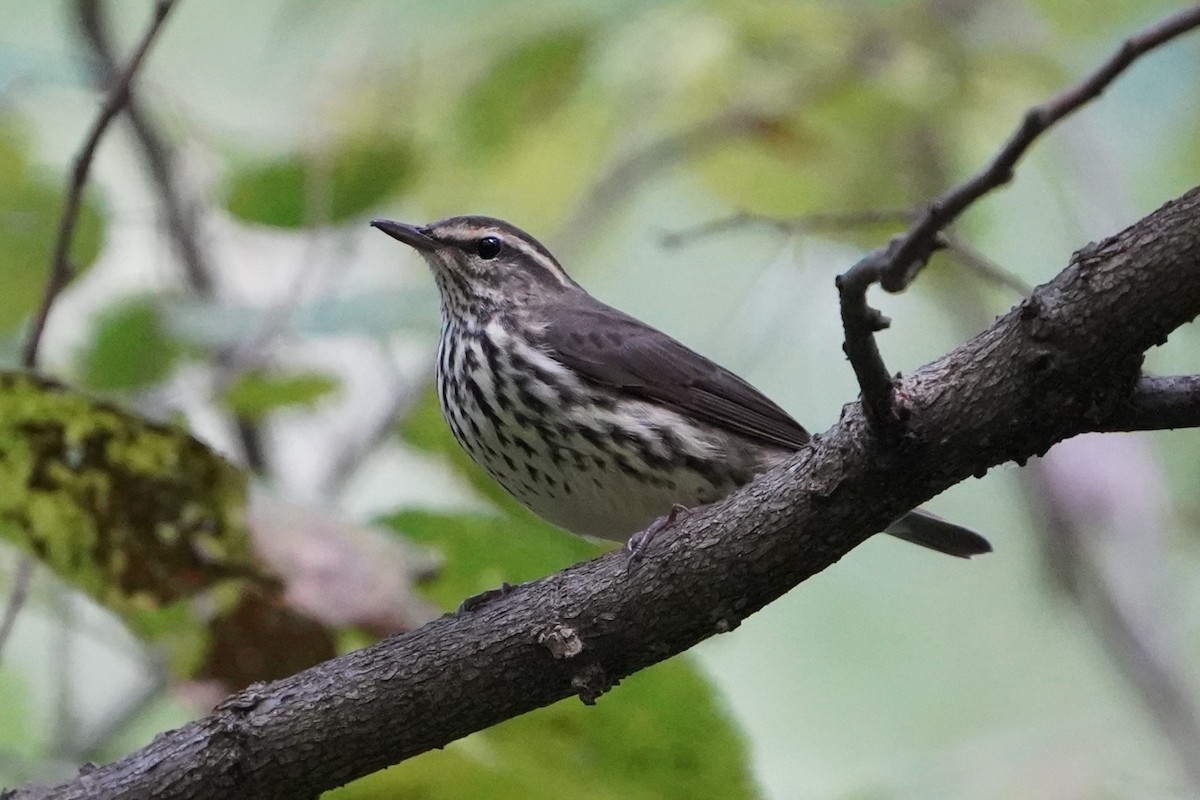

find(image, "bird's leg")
[456,581,519,614]
[626,504,690,562]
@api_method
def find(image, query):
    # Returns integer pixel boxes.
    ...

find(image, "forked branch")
[836,5,1200,435]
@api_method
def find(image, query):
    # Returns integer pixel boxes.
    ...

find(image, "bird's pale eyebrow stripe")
[506,236,571,286]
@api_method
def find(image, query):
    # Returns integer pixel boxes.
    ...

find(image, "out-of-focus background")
[0,1,1199,797]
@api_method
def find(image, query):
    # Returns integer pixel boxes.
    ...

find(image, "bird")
[371,215,990,559]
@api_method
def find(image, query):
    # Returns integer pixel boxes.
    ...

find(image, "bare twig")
[939,231,1033,296]
[0,0,177,667]
[21,0,178,368]
[836,6,1200,434]
[836,256,904,433]
[664,209,1032,297]
[75,0,212,297]
[660,208,914,247]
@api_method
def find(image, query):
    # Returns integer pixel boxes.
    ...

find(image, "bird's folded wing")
[537,301,810,451]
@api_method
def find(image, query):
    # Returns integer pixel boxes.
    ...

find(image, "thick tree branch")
[8,185,1200,800]
[837,6,1200,432]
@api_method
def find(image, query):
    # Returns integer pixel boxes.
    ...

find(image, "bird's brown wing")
[536,298,810,451]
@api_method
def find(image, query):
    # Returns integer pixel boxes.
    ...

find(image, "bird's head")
[371,215,578,314]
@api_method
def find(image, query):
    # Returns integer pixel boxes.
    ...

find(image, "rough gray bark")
[6,186,1200,800]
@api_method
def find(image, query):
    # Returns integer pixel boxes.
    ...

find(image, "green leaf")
[458,30,589,157]
[224,155,307,228]
[0,123,104,331]
[694,85,920,217]
[225,137,417,228]
[78,298,186,391]
[1027,0,1176,39]
[326,140,418,222]
[220,369,339,421]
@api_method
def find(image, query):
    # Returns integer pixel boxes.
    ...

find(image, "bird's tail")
[886,509,992,558]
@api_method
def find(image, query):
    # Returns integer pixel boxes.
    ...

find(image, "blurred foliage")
[1028,0,1180,38]
[458,28,590,158]
[0,123,103,333]
[0,373,253,604]
[219,369,340,421]
[0,668,31,759]
[225,136,418,228]
[78,298,187,391]
[0,372,261,672]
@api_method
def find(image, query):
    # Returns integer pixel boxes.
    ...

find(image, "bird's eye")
[476,236,502,260]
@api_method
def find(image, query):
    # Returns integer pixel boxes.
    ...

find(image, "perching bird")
[372,215,990,558]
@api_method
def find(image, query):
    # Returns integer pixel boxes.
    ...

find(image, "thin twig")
[939,231,1033,296]
[663,208,1033,298]
[659,208,914,248]
[836,248,906,434]
[835,6,1200,435]
[75,0,212,297]
[21,0,178,368]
